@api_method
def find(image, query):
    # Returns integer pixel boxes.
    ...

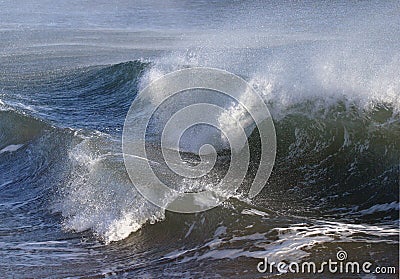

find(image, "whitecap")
[0,144,24,154]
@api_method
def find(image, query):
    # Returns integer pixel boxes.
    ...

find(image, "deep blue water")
[0,1,399,278]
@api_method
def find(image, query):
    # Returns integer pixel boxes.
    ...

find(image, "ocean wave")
[1,57,398,243]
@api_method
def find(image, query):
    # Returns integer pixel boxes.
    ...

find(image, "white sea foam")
[0,144,24,154]
[144,46,400,121]
[53,137,165,243]
[138,10,400,121]
[165,221,399,264]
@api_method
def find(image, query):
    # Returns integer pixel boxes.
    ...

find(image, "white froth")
[54,137,165,244]
[0,144,24,154]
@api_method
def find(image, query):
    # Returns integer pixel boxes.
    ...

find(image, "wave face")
[0,1,399,278]
[1,59,398,277]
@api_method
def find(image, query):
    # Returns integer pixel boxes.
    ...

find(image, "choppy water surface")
[0,1,399,278]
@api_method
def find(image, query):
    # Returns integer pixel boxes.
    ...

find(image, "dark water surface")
[0,1,399,278]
